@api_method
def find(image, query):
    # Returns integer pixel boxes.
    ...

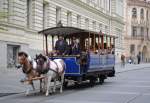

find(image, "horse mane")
[18,52,28,57]
[36,54,47,61]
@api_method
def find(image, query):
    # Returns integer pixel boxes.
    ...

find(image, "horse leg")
[40,79,42,93]
[24,81,33,96]
[60,73,64,93]
[31,81,35,91]
[45,76,52,96]
[53,78,56,93]
[43,77,47,93]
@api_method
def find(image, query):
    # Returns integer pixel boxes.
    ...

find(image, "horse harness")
[49,60,60,76]
[22,64,32,74]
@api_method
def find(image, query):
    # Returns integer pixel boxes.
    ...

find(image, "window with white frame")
[105,25,108,34]
[141,27,144,37]
[146,10,148,20]
[107,0,110,11]
[116,0,123,16]
[99,23,102,31]
[98,0,102,8]
[67,11,72,26]
[77,15,81,28]
[130,44,135,54]
[43,2,48,29]
[56,7,61,24]
[140,8,144,19]
[27,0,32,27]
[116,29,122,48]
[147,28,149,39]
[132,8,137,18]
[92,21,96,31]
[132,26,137,37]
[85,18,89,30]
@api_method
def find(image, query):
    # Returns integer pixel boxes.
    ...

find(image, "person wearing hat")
[55,36,68,55]
[71,37,80,55]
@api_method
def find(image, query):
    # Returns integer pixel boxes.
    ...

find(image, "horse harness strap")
[22,66,32,74]
[49,60,59,76]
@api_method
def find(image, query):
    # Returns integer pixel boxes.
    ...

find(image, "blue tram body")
[50,53,115,79]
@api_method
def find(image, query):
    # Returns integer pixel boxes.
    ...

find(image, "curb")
[116,66,150,74]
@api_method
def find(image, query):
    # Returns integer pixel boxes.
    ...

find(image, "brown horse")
[18,52,43,95]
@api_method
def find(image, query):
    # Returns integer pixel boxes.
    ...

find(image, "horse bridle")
[21,57,33,74]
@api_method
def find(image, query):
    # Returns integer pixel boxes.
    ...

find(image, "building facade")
[0,0,125,69]
[124,0,150,63]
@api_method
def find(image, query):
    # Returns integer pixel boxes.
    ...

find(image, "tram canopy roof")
[38,26,117,38]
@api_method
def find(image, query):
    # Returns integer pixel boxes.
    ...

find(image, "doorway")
[7,45,20,68]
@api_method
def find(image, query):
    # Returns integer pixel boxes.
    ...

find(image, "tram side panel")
[50,57,81,77]
[87,53,115,76]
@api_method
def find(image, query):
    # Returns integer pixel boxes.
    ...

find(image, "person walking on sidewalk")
[137,52,141,64]
[128,57,132,64]
[121,54,125,67]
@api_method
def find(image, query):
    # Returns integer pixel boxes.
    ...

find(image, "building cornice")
[68,0,124,24]
[128,0,150,8]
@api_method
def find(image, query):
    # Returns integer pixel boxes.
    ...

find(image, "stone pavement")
[0,63,150,94]
[115,63,150,73]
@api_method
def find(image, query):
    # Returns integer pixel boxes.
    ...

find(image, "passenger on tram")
[70,37,80,55]
[111,45,115,54]
[55,36,68,55]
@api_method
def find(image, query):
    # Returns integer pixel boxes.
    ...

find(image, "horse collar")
[22,65,32,74]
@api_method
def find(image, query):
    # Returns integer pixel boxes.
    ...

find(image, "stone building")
[124,0,150,63]
[0,0,125,69]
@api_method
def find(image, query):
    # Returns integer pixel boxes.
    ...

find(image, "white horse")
[18,52,65,96]
[35,54,65,96]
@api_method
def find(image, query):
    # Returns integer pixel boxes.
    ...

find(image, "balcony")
[125,35,144,41]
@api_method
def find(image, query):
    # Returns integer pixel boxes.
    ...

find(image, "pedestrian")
[128,57,132,64]
[137,53,141,64]
[121,54,125,67]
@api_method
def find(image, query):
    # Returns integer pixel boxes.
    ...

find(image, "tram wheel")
[63,81,68,88]
[99,75,105,85]
[99,77,104,85]
[89,77,96,87]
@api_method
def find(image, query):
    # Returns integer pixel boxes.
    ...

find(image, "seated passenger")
[71,37,80,55]
[55,36,68,55]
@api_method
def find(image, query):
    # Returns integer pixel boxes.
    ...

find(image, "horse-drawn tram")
[38,26,116,86]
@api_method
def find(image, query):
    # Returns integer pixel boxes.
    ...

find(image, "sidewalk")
[0,63,150,94]
[115,63,150,73]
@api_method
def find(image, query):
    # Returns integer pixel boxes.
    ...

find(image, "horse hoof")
[46,93,49,96]
[25,93,29,96]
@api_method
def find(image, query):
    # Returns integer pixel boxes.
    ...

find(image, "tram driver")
[55,35,68,55]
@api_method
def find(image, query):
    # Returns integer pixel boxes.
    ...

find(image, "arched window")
[132,8,137,18]
[146,10,148,20]
[140,8,144,19]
